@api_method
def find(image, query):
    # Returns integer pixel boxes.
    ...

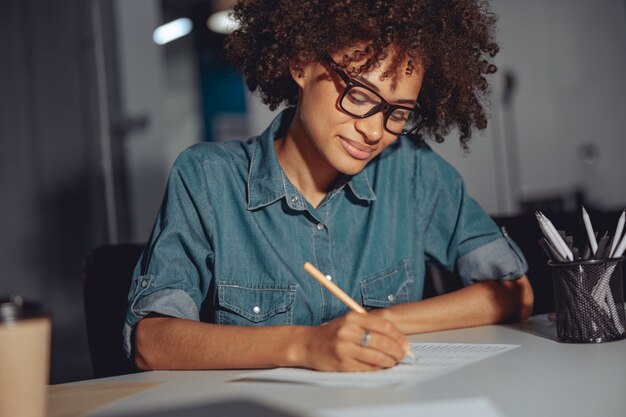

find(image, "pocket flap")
[360,260,414,308]
[217,283,296,323]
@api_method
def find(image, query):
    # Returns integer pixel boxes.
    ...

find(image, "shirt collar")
[346,170,376,202]
[246,110,290,210]
[246,108,376,211]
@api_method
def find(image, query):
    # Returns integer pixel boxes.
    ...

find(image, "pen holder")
[549,258,625,343]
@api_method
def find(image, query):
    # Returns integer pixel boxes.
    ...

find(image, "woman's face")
[291,48,424,177]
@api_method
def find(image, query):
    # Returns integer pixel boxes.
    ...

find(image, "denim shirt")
[123,108,527,357]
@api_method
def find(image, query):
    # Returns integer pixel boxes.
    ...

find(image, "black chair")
[83,243,144,378]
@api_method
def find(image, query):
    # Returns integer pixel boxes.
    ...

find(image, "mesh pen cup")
[549,258,625,343]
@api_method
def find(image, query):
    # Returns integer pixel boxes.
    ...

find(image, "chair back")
[83,243,144,378]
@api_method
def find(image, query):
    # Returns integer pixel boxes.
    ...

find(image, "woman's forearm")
[134,315,311,371]
[375,275,534,335]
[135,310,410,372]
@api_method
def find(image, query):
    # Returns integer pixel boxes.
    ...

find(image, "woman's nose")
[354,112,384,143]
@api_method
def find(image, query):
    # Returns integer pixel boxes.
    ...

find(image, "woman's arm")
[371,275,534,334]
[134,311,410,372]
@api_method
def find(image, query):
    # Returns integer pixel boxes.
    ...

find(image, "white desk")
[62,314,626,417]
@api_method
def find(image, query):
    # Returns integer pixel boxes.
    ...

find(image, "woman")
[125,0,534,372]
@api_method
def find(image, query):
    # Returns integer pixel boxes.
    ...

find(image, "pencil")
[303,262,416,360]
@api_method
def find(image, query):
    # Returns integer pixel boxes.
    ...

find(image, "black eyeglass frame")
[322,54,424,135]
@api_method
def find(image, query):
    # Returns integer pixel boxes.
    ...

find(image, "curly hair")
[224,0,499,148]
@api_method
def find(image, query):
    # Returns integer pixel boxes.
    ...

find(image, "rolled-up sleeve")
[455,228,528,286]
[421,151,528,287]
[123,149,214,359]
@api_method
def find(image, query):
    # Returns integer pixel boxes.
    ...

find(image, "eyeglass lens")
[341,86,421,134]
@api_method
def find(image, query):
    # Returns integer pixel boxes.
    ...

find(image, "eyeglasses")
[322,54,424,135]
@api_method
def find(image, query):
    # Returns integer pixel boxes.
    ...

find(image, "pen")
[539,237,566,262]
[613,228,626,258]
[540,212,574,261]
[535,212,567,260]
[303,262,416,360]
[609,210,625,258]
[582,206,598,255]
[536,212,573,261]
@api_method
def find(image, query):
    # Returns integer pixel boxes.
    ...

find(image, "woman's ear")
[289,63,307,88]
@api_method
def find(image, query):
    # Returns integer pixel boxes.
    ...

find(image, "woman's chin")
[334,158,370,176]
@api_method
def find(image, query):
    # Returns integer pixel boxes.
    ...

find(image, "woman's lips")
[339,137,375,160]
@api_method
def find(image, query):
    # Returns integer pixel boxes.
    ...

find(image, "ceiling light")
[207,10,239,34]
[153,18,193,45]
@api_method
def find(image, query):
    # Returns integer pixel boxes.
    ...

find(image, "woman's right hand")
[299,311,409,372]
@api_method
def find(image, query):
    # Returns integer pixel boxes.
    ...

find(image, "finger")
[336,358,382,372]
[333,320,404,362]
[351,342,400,369]
[347,313,408,350]
[358,331,405,363]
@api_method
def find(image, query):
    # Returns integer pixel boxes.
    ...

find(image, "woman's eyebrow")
[355,75,417,106]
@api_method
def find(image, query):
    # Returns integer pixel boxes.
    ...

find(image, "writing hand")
[299,311,409,372]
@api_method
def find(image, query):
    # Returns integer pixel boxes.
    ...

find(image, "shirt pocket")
[216,282,297,326]
[360,259,415,309]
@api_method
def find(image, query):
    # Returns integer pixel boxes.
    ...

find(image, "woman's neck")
[274,112,338,208]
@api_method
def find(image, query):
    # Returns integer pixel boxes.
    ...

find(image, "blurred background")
[1,0,625,383]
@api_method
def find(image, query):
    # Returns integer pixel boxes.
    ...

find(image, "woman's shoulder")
[382,136,463,184]
[174,137,258,168]
[416,142,462,181]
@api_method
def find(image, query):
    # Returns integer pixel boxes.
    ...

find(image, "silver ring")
[360,330,371,348]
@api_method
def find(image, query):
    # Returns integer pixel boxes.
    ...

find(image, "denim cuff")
[456,228,528,287]
[123,288,199,358]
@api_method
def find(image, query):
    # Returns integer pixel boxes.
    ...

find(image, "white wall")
[114,0,170,242]
[432,0,626,214]
[161,35,202,167]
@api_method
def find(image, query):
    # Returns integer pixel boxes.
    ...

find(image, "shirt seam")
[310,218,325,320]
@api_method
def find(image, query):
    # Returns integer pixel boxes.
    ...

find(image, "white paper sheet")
[314,397,505,417]
[235,343,518,388]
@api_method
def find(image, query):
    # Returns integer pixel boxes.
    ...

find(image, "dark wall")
[0,0,112,383]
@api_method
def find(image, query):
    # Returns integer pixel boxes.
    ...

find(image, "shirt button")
[387,294,395,302]
[252,306,261,314]
[290,196,299,203]
[141,279,149,288]
[325,275,332,281]
[316,223,325,230]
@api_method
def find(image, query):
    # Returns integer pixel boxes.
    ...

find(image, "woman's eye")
[347,92,369,105]
[389,112,409,122]
[346,87,379,106]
